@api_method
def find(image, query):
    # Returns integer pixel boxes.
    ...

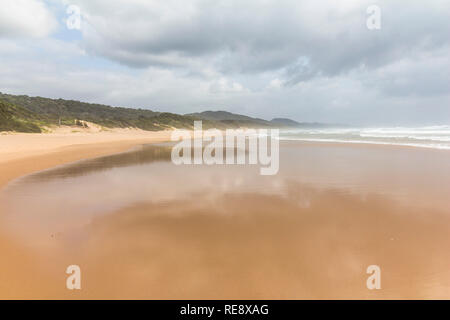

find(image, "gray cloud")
[73,0,450,82]
[0,0,448,126]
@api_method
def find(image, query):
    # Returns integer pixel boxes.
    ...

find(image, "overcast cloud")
[0,0,449,125]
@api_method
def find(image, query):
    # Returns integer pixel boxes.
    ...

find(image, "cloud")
[365,46,450,97]
[68,0,449,82]
[0,0,449,125]
[267,79,282,89]
[209,77,247,94]
[0,0,58,38]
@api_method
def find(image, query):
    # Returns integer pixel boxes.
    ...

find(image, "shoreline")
[0,130,173,189]
[1,131,450,299]
[3,132,450,190]
[280,138,450,151]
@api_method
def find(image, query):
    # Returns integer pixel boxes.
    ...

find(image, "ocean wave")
[279,126,450,150]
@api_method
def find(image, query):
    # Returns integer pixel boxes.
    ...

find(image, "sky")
[0,0,449,125]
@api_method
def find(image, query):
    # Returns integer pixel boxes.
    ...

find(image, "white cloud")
[65,0,450,80]
[0,0,449,125]
[0,0,58,38]
[267,78,282,89]
[209,77,247,94]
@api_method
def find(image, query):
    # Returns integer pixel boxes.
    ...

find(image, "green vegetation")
[0,93,205,132]
[0,92,303,133]
[186,110,275,127]
[0,99,42,133]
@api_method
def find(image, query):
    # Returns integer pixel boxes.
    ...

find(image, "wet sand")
[0,140,450,299]
[0,130,172,299]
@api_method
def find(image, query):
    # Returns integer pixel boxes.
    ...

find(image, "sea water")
[279,126,450,149]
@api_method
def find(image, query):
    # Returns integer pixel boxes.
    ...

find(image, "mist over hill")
[185,111,275,128]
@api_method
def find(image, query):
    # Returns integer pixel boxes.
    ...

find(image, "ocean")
[279,126,450,150]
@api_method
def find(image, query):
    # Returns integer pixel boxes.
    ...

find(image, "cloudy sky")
[0,0,449,125]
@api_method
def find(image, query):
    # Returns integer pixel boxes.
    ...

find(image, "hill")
[0,92,318,133]
[270,118,301,127]
[0,99,42,133]
[0,93,204,132]
[270,118,340,128]
[186,110,275,128]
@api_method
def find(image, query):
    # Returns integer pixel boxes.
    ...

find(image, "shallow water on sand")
[1,141,450,298]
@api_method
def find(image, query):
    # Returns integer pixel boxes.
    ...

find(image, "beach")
[0,133,450,299]
[0,129,172,298]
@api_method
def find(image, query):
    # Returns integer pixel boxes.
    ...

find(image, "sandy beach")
[2,0,449,308]
[0,129,173,186]
[1,133,449,299]
[0,129,173,299]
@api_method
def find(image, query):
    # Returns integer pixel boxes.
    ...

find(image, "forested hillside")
[0,92,301,133]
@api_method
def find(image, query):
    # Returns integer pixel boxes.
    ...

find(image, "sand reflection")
[0,142,449,298]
